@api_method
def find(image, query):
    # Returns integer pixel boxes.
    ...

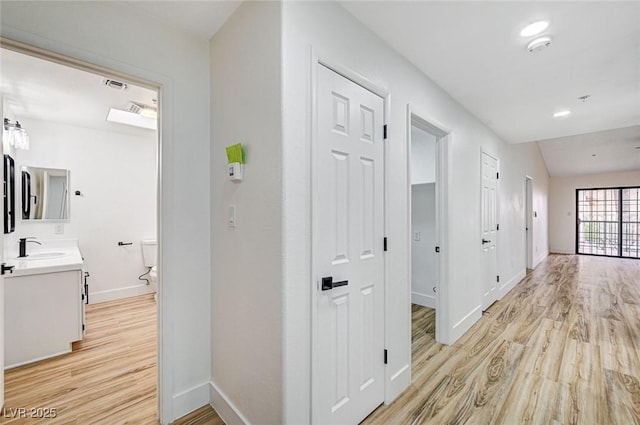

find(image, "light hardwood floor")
[363,254,640,425]
[1,294,158,424]
[6,254,639,424]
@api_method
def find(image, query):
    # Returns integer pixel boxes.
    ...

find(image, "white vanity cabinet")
[3,241,85,369]
[5,269,84,368]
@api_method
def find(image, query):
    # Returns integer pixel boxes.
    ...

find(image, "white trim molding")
[449,305,482,343]
[209,381,250,425]
[89,284,155,304]
[533,250,549,269]
[411,291,436,309]
[499,269,526,299]
[172,382,210,422]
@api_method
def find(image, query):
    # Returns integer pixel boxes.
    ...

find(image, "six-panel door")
[313,64,385,425]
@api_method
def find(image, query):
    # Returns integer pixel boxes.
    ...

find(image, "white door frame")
[310,52,390,421]
[0,93,5,410]
[0,37,168,422]
[406,106,452,346]
[525,176,533,269]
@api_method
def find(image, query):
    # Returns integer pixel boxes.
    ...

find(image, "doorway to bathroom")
[0,43,161,422]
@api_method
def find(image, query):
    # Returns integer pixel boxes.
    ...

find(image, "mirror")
[21,166,70,220]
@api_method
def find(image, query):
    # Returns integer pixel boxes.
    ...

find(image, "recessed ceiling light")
[553,110,571,118]
[520,21,549,37]
[527,36,553,52]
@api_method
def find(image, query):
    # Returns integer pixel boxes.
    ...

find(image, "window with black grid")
[622,187,639,258]
[576,187,640,259]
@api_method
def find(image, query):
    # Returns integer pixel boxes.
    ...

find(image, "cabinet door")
[5,270,83,367]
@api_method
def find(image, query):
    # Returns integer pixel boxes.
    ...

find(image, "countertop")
[4,239,84,278]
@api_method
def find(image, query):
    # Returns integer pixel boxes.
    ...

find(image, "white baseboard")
[533,250,549,268]
[172,381,210,422]
[386,363,410,404]
[449,305,482,343]
[499,269,526,299]
[210,381,250,425]
[549,247,572,255]
[90,283,154,304]
[411,291,435,308]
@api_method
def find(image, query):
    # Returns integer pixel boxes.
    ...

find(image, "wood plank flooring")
[11,254,636,424]
[363,254,640,425]
[1,294,158,424]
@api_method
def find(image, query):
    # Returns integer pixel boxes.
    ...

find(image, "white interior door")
[313,64,385,425]
[481,151,498,310]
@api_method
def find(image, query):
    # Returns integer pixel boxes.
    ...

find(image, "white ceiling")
[2,1,638,177]
[1,48,157,136]
[538,126,640,177]
[121,1,241,40]
[340,1,640,144]
[339,1,640,176]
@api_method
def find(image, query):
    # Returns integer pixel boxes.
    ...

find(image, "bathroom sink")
[20,251,69,260]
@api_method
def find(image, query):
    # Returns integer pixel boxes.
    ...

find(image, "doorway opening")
[0,43,161,422]
[525,177,533,269]
[407,109,450,355]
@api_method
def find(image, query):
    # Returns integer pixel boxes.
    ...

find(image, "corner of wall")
[449,305,482,343]
[209,381,250,425]
[172,382,211,421]
[533,250,549,268]
[499,269,526,299]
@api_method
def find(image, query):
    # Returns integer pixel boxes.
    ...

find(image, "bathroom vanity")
[3,240,85,369]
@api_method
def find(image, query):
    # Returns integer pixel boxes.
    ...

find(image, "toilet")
[141,239,157,299]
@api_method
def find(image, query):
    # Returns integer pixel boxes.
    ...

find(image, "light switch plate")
[228,204,236,228]
[54,223,64,234]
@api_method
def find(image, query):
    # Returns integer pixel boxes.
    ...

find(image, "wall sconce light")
[3,118,30,150]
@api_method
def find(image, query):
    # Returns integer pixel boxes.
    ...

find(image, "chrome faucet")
[18,237,41,258]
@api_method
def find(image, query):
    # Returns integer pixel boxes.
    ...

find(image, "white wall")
[411,126,436,184]
[500,142,550,282]
[411,183,436,308]
[1,2,211,422]
[281,2,550,422]
[4,118,156,303]
[549,170,640,254]
[209,3,283,425]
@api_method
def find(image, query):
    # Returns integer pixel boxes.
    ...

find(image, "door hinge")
[384,349,388,364]
[497,224,499,231]
[496,172,499,179]
[435,246,440,253]
[496,275,500,283]
[383,124,388,140]
[82,324,85,331]
[384,237,388,251]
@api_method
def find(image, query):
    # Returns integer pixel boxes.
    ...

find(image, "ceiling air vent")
[127,102,143,114]
[102,78,128,91]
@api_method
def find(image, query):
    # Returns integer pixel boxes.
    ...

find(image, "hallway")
[363,254,640,424]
